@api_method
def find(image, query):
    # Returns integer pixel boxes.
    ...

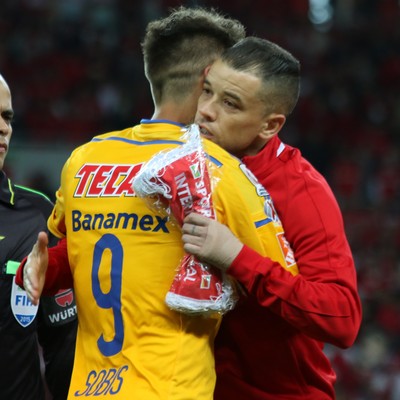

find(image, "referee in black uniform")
[0,73,77,399]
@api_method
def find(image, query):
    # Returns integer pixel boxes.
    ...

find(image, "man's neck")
[152,98,197,126]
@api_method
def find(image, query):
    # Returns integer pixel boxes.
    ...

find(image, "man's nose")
[198,99,216,121]
[0,118,10,135]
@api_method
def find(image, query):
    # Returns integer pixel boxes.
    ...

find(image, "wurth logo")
[74,163,143,197]
[55,289,74,307]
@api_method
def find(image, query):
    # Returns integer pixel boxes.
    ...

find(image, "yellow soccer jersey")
[48,120,298,400]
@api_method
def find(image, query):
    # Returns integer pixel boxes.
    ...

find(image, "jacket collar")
[241,136,289,178]
[0,170,15,206]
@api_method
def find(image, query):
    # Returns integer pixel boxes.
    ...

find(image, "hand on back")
[182,213,243,271]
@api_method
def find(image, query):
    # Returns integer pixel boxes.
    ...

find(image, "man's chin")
[0,156,5,171]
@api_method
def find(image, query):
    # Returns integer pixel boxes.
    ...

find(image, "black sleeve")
[38,311,77,400]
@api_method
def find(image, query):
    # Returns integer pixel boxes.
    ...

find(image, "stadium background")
[1,1,399,398]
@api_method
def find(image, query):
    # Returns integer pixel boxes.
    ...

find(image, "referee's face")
[0,76,13,171]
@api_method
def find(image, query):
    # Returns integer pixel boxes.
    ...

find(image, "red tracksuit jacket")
[214,136,362,399]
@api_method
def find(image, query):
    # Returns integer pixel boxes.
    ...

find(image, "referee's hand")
[23,231,49,305]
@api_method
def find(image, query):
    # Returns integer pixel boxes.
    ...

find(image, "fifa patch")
[10,277,38,327]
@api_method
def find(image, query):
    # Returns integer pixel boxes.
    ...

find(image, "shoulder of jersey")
[93,128,132,140]
[69,128,132,156]
[202,138,241,167]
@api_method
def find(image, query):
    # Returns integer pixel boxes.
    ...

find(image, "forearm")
[229,245,362,348]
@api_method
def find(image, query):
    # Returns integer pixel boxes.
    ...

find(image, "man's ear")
[260,113,286,141]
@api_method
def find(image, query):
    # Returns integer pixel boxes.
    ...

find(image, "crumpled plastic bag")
[132,124,237,316]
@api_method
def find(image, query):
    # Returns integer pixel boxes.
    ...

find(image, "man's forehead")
[207,60,262,98]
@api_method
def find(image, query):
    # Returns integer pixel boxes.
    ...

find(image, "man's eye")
[224,99,237,109]
[2,112,14,124]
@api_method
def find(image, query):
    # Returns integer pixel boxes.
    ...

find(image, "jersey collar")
[140,119,185,127]
[133,119,188,142]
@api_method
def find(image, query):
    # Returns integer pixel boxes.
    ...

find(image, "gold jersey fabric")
[48,121,298,399]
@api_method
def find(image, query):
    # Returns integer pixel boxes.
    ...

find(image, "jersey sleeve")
[210,159,298,278]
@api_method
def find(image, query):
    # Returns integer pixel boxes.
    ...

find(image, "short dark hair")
[142,6,245,103]
[221,36,300,116]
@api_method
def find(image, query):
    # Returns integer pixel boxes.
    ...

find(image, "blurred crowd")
[1,0,399,399]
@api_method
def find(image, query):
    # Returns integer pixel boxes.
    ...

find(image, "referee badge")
[10,277,38,327]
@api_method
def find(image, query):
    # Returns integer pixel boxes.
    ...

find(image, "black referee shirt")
[0,170,77,400]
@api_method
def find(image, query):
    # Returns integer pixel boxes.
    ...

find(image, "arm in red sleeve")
[229,243,361,348]
[230,153,362,349]
[16,238,73,296]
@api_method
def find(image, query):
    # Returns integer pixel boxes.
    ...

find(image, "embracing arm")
[228,244,361,349]
[182,211,362,349]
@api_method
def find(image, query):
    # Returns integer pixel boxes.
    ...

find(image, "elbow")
[316,302,363,349]
[334,329,358,349]
[334,291,363,349]
[330,313,362,349]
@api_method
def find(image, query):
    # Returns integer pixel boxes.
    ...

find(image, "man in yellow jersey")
[19,7,297,400]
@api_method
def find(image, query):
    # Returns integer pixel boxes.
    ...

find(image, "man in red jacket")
[20,35,361,399]
[182,36,362,399]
